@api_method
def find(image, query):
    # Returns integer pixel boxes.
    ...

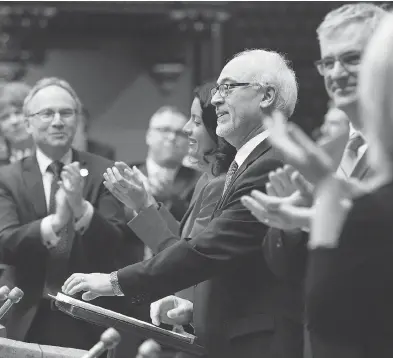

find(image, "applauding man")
[0,77,127,350]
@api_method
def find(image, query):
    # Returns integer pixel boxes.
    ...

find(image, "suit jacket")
[118,140,303,358]
[86,139,116,161]
[0,150,127,342]
[131,162,201,221]
[306,179,393,358]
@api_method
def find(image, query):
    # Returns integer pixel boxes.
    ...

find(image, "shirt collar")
[234,130,269,168]
[36,147,73,175]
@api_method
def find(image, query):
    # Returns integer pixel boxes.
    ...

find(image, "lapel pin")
[80,168,89,177]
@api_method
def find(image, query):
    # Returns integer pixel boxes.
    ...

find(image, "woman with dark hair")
[100,82,235,357]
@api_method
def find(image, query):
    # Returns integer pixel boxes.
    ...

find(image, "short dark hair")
[193,82,236,176]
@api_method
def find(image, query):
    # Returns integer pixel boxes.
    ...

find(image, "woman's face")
[183,97,216,162]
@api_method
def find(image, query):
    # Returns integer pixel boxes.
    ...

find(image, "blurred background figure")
[72,106,116,160]
[130,106,200,223]
[0,82,34,165]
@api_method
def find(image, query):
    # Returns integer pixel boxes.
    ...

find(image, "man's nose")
[329,60,349,80]
[211,91,224,107]
[51,113,65,126]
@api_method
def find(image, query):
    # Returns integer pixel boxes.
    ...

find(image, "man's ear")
[260,86,277,110]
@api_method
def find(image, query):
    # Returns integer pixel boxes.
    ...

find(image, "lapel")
[72,149,89,197]
[215,139,272,210]
[179,199,197,235]
[350,149,370,180]
[21,155,47,218]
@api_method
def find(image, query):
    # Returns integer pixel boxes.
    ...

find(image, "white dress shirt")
[38,148,94,242]
[234,130,270,167]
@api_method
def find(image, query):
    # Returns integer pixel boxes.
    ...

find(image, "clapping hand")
[61,162,86,219]
[241,168,314,231]
[264,111,334,186]
[103,162,157,213]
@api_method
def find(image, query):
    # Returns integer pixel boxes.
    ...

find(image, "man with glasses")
[61,49,303,358]
[0,77,129,350]
[131,106,200,226]
[239,4,387,358]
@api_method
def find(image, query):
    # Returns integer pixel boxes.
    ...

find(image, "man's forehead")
[319,22,370,56]
[28,85,76,108]
[217,56,256,84]
[150,111,187,128]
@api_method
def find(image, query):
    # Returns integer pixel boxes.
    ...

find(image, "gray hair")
[317,3,387,41]
[358,12,393,171]
[23,77,82,116]
[231,49,298,117]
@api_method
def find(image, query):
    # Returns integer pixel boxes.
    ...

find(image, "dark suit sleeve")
[117,158,282,303]
[0,180,46,265]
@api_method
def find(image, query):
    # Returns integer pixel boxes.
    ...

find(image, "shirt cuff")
[40,216,61,248]
[110,271,125,296]
[74,200,94,234]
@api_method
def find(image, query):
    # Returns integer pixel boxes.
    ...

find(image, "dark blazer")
[0,150,127,345]
[118,140,303,358]
[86,139,116,161]
[131,162,201,221]
[306,180,393,358]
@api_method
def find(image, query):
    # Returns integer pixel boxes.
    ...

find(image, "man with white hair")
[0,77,128,349]
[62,48,304,358]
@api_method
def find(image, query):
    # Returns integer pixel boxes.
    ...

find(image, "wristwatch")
[109,271,125,296]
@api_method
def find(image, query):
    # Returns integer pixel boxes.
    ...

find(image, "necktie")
[223,160,239,196]
[48,161,64,214]
[44,160,74,297]
[340,133,365,177]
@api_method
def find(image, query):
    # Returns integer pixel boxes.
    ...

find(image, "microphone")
[81,328,121,358]
[0,286,10,301]
[0,287,24,319]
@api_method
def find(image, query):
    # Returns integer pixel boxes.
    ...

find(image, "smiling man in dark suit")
[62,50,301,358]
[0,77,127,350]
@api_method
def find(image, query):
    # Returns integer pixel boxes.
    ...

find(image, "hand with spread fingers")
[103,162,157,213]
[61,162,87,219]
[150,295,193,327]
[241,189,313,231]
[62,272,113,301]
[266,165,297,197]
[264,111,334,186]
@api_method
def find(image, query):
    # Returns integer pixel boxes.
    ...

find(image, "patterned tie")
[223,160,239,196]
[44,160,74,297]
[340,133,365,177]
[48,161,64,214]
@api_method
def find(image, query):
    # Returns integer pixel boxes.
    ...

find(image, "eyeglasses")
[27,108,77,122]
[151,126,188,139]
[210,83,261,98]
[314,51,362,76]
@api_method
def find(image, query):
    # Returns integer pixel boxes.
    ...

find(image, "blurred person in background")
[72,106,116,160]
[0,82,34,164]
